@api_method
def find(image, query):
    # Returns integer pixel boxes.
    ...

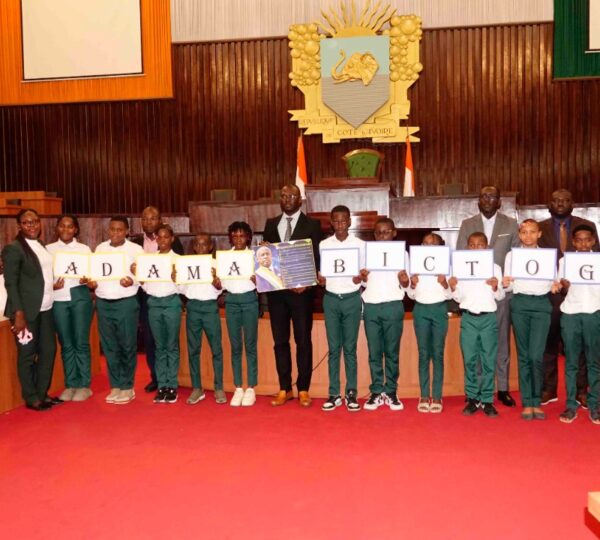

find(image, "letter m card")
[510,248,556,281]
[175,255,213,285]
[53,251,89,279]
[320,247,360,278]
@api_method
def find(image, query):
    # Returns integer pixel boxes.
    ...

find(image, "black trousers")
[543,292,587,395]
[266,289,314,392]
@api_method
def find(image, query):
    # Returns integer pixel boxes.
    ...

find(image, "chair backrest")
[342,148,385,178]
[210,189,237,202]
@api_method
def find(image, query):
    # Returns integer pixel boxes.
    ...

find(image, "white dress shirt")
[277,209,302,242]
[405,273,453,304]
[25,238,54,311]
[481,213,497,245]
[94,240,144,300]
[452,263,505,313]
[558,256,600,314]
[503,251,553,296]
[320,233,365,295]
[362,252,409,304]
[46,239,92,302]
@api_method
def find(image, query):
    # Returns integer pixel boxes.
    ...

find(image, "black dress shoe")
[144,381,158,393]
[576,394,588,410]
[26,401,52,412]
[462,398,480,416]
[483,403,499,417]
[44,396,64,405]
[497,391,516,407]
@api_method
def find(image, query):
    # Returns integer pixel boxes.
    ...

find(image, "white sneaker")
[230,387,244,407]
[114,389,135,405]
[72,388,93,402]
[59,388,76,401]
[241,388,256,407]
[363,393,384,411]
[105,388,120,403]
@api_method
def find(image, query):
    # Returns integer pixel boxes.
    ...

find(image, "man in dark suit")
[131,206,184,392]
[262,184,322,407]
[457,186,520,407]
[538,188,600,406]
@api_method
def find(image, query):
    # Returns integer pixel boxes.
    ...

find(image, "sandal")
[417,398,430,413]
[430,399,443,413]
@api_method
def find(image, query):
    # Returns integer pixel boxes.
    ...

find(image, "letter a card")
[409,245,450,276]
[320,247,360,278]
[175,255,213,285]
[135,254,174,282]
[89,253,127,281]
[216,250,254,280]
[365,241,406,271]
[563,252,600,284]
[53,252,89,279]
[510,248,556,281]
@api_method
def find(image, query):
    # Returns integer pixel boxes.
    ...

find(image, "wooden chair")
[342,148,385,178]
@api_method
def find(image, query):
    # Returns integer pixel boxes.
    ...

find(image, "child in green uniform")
[222,222,259,407]
[502,219,556,420]
[181,233,226,405]
[449,232,505,417]
[407,233,451,413]
[360,217,409,411]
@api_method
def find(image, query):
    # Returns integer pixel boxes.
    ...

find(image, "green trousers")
[225,291,258,387]
[510,293,551,407]
[96,296,139,390]
[460,311,498,403]
[561,311,600,410]
[186,299,223,390]
[16,309,57,405]
[413,301,448,400]
[323,290,362,396]
[52,285,93,389]
[148,294,182,389]
[363,300,404,394]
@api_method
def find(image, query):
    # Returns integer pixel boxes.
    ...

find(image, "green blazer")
[1,239,45,321]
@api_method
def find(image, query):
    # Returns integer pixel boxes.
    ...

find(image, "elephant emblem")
[331,49,379,85]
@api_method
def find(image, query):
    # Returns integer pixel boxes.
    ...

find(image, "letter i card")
[365,241,406,271]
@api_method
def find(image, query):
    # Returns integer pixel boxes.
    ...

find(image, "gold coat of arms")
[288,1,422,143]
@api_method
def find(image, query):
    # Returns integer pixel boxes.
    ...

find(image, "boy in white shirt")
[449,232,505,417]
[318,205,365,412]
[89,216,144,405]
[557,224,600,424]
[360,217,409,411]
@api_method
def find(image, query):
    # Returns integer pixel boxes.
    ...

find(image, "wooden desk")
[0,191,62,214]
[177,311,519,398]
[0,315,101,413]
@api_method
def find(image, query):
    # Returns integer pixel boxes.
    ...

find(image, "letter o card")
[452,249,494,280]
[53,252,89,279]
[90,253,126,281]
[409,245,450,276]
[365,241,406,271]
[320,247,360,278]
[510,248,556,281]
[175,255,213,285]
[564,252,600,284]
[135,254,174,282]
[216,250,254,280]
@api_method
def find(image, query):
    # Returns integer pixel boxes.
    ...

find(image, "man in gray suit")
[456,186,520,406]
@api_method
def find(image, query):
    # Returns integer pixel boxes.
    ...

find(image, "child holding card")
[449,232,505,417]
[46,215,94,402]
[360,217,409,411]
[406,233,452,413]
[222,221,258,407]
[180,233,226,405]
[318,205,365,412]
[502,219,555,420]
[557,224,600,424]
[88,216,144,405]
[138,224,182,404]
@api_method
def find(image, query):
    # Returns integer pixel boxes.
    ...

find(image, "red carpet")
[1,359,600,540]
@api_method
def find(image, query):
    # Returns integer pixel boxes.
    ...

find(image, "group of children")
[30,208,600,424]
